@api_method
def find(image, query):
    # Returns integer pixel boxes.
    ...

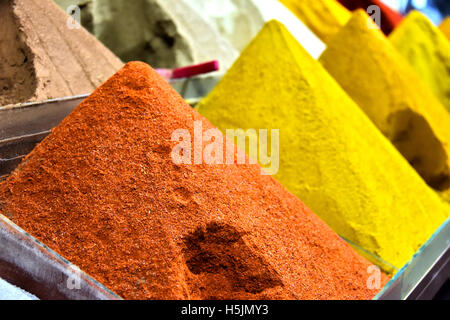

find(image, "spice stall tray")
[0,95,89,179]
[0,214,121,299]
[1,90,448,300]
[376,218,450,300]
[170,73,222,104]
[0,74,222,178]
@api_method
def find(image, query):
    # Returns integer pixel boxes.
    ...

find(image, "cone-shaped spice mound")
[338,0,403,35]
[0,62,386,300]
[74,0,238,69]
[0,0,123,107]
[440,17,450,41]
[320,10,450,200]
[390,11,450,113]
[197,20,449,273]
[279,0,351,43]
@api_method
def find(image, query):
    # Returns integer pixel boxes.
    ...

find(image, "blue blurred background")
[382,0,450,24]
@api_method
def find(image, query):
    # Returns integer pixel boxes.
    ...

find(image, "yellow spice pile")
[197,20,449,273]
[439,17,450,41]
[320,10,450,201]
[279,0,350,43]
[390,11,450,114]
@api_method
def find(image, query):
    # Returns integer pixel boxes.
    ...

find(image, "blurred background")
[382,0,450,23]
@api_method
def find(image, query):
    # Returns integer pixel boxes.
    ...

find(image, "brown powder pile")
[0,0,122,107]
[0,62,388,300]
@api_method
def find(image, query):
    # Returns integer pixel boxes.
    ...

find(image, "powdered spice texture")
[338,0,403,35]
[279,0,351,43]
[320,10,450,201]
[390,11,450,114]
[197,20,449,274]
[440,17,450,41]
[64,0,238,69]
[0,0,122,106]
[0,62,386,300]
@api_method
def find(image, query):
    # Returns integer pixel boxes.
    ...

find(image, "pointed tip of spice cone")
[389,10,450,113]
[279,0,351,43]
[321,9,450,193]
[338,0,403,34]
[0,0,123,106]
[199,19,449,273]
[393,10,441,37]
[1,61,388,300]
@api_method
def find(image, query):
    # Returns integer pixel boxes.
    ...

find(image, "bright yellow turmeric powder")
[320,10,450,202]
[279,0,350,43]
[439,17,450,41]
[197,20,449,274]
[390,11,450,114]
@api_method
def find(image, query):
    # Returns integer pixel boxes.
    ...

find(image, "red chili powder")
[0,62,388,300]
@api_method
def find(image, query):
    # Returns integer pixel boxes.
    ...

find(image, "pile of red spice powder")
[0,62,388,299]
